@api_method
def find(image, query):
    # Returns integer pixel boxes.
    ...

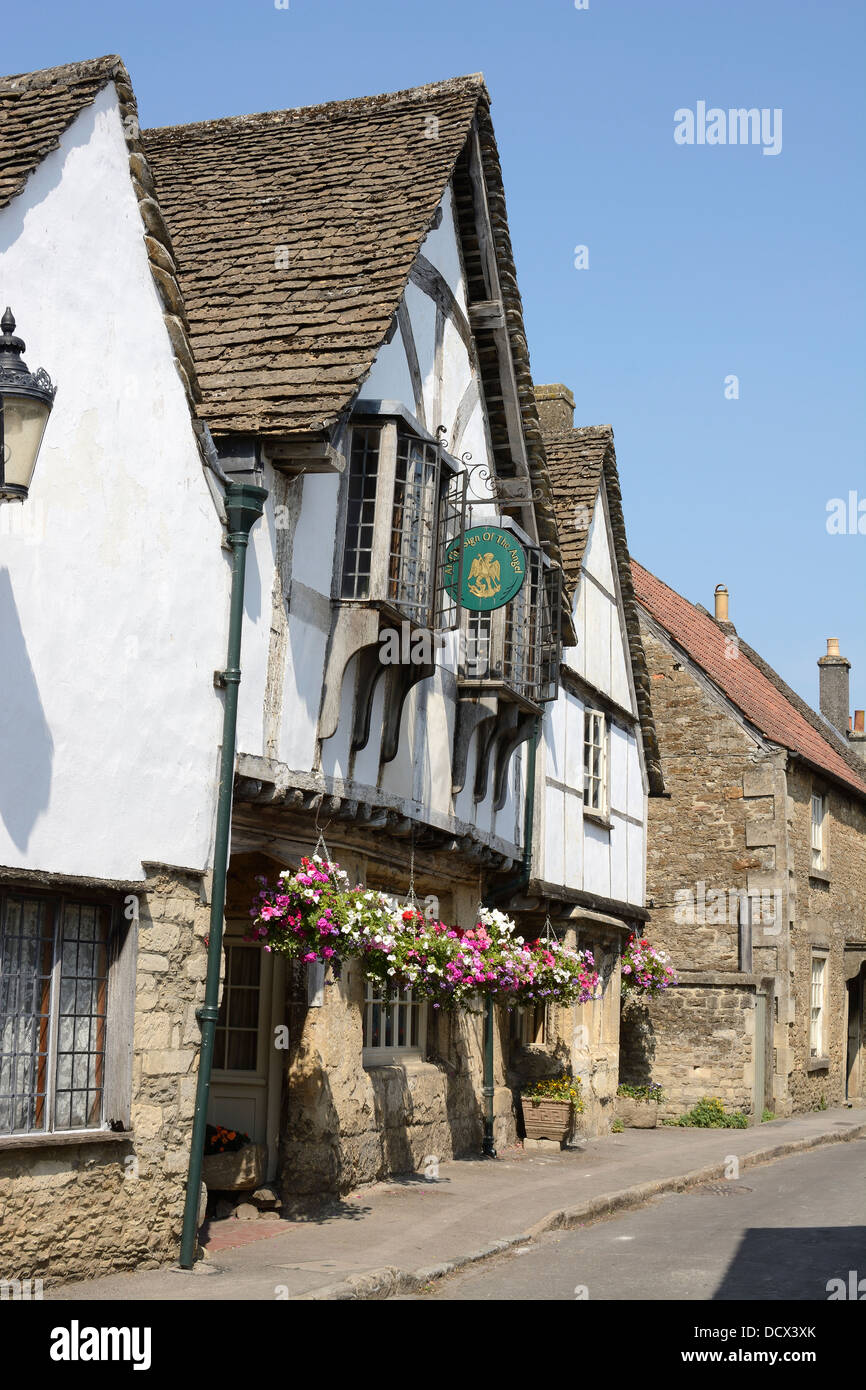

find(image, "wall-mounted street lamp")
[0,307,56,502]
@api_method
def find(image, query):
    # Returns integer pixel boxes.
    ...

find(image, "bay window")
[340,405,466,631]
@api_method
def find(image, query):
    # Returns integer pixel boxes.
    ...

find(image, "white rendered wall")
[0,86,227,880]
[310,186,518,845]
[539,485,647,906]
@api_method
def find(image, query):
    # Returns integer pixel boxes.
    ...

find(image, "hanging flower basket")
[621,934,678,999]
[248,864,602,1012]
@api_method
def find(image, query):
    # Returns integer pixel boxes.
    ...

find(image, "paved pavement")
[47,1105,865,1301]
[399,1138,866,1300]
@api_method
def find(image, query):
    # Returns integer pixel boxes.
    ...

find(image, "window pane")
[215,945,262,1074]
[0,895,55,1133]
[54,901,110,1131]
[341,428,380,599]
[389,433,438,622]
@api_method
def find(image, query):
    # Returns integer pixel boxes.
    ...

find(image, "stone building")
[622,564,866,1119]
[0,58,658,1281]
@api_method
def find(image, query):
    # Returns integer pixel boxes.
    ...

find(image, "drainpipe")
[179,480,268,1269]
[479,714,541,1157]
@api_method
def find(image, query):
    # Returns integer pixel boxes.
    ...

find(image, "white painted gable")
[566,485,636,716]
[0,85,226,881]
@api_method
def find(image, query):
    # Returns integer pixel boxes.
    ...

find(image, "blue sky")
[6,0,865,714]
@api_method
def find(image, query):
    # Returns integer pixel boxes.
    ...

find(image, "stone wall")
[633,616,793,1116]
[787,763,866,1110]
[620,982,755,1117]
[0,868,209,1284]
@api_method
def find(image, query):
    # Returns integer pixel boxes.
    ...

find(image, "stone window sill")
[809,870,831,886]
[363,1055,432,1073]
[0,1128,133,1153]
[806,1057,830,1073]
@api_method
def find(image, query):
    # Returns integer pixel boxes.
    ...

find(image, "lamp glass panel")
[1,394,51,490]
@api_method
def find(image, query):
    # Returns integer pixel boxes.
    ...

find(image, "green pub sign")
[444,525,527,612]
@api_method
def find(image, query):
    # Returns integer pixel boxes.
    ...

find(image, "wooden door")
[207,929,284,1182]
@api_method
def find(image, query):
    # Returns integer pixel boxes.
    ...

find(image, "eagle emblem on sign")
[467,552,501,599]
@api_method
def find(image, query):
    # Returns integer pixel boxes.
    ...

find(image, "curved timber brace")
[380,659,435,764]
[318,606,381,742]
[452,694,499,795]
[349,628,434,762]
[492,711,537,813]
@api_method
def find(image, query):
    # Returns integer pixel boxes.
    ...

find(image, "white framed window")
[0,889,132,1135]
[362,983,426,1065]
[584,709,608,815]
[810,794,826,873]
[809,953,827,1057]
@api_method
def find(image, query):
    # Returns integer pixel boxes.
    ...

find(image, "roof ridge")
[0,55,126,93]
[143,73,487,139]
[632,559,866,800]
[734,632,866,785]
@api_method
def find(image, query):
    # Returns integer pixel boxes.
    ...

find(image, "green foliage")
[611,1118,624,1133]
[813,1093,828,1112]
[616,1082,665,1103]
[668,1097,750,1129]
[761,1107,775,1123]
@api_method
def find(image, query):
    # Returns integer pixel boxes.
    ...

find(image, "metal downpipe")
[179,481,267,1269]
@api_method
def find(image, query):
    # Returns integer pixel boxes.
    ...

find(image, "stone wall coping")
[0,1129,133,1153]
[673,971,761,989]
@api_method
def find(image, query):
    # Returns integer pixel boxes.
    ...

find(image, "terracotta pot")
[201,1143,266,1191]
[614,1097,658,1129]
[521,1095,574,1142]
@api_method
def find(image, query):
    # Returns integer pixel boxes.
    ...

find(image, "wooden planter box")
[201,1143,266,1192]
[614,1097,658,1129]
[521,1096,574,1143]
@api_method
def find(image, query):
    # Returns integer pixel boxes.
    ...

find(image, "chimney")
[534,383,574,435]
[850,708,866,764]
[818,638,851,736]
[714,584,729,622]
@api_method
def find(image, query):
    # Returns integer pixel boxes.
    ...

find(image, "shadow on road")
[714,1227,866,1300]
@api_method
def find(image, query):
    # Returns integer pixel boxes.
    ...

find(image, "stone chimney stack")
[534,383,575,435]
[818,638,851,736]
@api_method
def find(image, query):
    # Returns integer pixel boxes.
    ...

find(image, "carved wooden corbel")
[452,694,499,795]
[492,712,537,812]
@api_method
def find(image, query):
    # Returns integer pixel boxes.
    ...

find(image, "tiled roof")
[141,79,484,438]
[544,425,664,795]
[544,426,610,596]
[632,560,866,800]
[0,56,129,209]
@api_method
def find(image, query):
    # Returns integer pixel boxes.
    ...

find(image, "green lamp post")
[179,478,268,1269]
[0,307,56,502]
